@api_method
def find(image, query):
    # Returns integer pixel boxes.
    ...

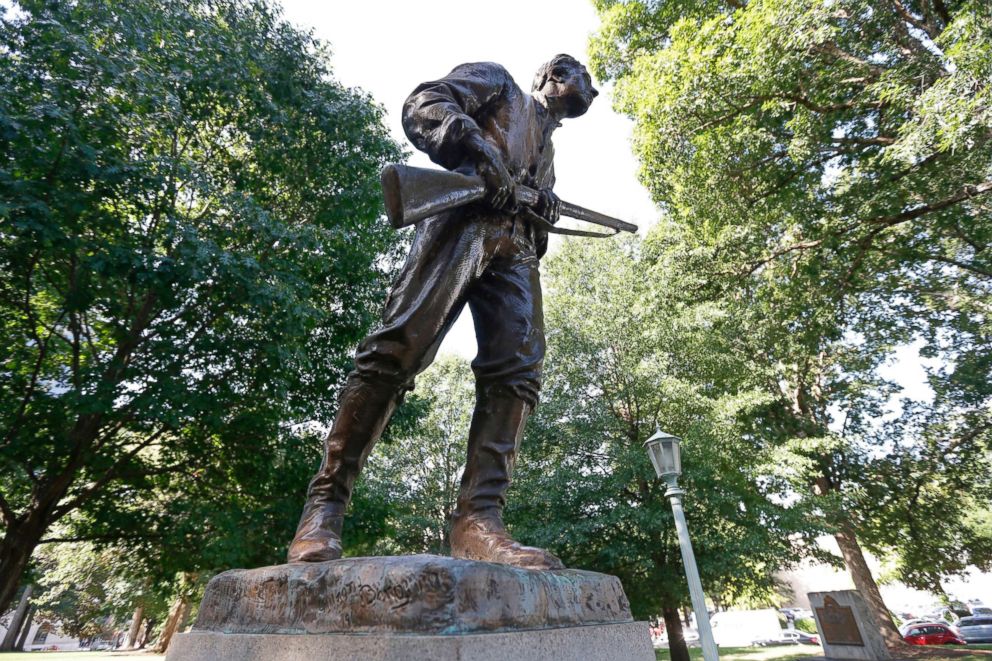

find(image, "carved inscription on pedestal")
[193,555,633,636]
[816,595,865,646]
[312,567,455,612]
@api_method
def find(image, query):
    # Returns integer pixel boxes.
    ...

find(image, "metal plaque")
[816,596,865,646]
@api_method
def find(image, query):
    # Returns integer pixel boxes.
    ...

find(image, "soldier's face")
[543,62,599,118]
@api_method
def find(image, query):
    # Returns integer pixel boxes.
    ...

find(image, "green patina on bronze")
[193,555,633,636]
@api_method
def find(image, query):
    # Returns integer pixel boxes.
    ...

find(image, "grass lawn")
[0,654,163,659]
[654,645,823,661]
[932,644,992,661]
[653,643,992,661]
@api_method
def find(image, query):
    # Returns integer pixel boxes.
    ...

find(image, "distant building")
[1,617,84,652]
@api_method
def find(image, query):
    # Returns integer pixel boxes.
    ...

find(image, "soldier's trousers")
[305,212,545,506]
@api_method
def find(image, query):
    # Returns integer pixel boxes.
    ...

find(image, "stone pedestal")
[168,554,654,661]
[809,590,892,660]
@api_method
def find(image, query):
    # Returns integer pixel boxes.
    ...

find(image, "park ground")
[1,644,991,660]
[0,655,158,660]
[0,655,157,660]
[652,644,992,661]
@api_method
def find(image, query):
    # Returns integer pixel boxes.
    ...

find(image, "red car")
[902,623,967,646]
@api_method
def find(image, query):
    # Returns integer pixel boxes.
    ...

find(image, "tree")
[30,541,167,643]
[507,236,822,661]
[854,401,992,594]
[20,359,463,654]
[351,356,476,557]
[590,0,992,647]
[0,583,33,651]
[0,0,403,616]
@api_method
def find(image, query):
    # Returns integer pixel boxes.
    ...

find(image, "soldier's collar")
[533,96,563,132]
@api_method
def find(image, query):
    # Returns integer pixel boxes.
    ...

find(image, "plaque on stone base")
[809,590,892,660]
[167,554,654,661]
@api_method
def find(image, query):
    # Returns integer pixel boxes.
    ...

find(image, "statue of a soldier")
[288,54,599,571]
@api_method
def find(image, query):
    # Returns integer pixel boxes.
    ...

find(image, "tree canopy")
[508,236,822,619]
[590,0,992,646]
[0,0,403,616]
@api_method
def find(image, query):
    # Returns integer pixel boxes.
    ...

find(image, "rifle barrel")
[381,164,638,234]
[515,185,638,234]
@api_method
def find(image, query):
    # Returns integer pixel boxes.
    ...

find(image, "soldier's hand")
[535,188,561,225]
[466,134,516,212]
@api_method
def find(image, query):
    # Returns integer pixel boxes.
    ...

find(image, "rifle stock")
[380,164,638,234]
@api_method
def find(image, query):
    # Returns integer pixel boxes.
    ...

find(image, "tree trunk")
[834,522,906,649]
[178,598,192,633]
[14,606,34,651]
[132,620,151,649]
[136,618,151,648]
[153,595,190,653]
[663,605,691,661]
[124,605,144,649]
[0,525,43,618]
[0,474,79,617]
[0,583,33,651]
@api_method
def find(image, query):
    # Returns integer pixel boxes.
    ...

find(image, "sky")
[276,0,932,407]
[277,0,658,360]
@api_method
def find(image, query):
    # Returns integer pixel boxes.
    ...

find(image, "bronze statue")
[288,55,606,571]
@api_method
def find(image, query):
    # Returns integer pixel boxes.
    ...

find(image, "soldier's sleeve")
[535,164,553,259]
[402,62,512,170]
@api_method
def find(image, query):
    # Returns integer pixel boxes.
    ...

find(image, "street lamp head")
[643,429,682,479]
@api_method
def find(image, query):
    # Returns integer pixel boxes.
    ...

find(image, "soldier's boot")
[287,501,345,564]
[288,376,401,563]
[449,385,564,571]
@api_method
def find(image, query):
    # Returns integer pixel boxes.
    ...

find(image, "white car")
[899,618,937,633]
[753,630,820,646]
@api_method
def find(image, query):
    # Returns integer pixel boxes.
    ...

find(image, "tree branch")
[942,419,992,457]
[696,88,867,134]
[730,180,992,284]
[1,256,71,451]
[868,180,992,227]
[51,426,170,519]
[90,411,139,454]
[889,0,937,39]
[782,94,858,115]
[949,219,987,254]
[69,254,81,391]
[730,240,825,279]
[811,41,886,77]
[887,0,948,66]
[80,309,100,363]
[694,98,765,132]
[930,0,950,26]
[832,136,897,147]
[885,249,992,278]
[37,532,164,545]
[840,223,891,290]
[0,493,16,528]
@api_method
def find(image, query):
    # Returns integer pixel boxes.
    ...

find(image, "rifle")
[380,164,638,237]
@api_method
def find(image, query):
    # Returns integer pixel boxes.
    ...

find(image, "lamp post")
[644,430,719,661]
